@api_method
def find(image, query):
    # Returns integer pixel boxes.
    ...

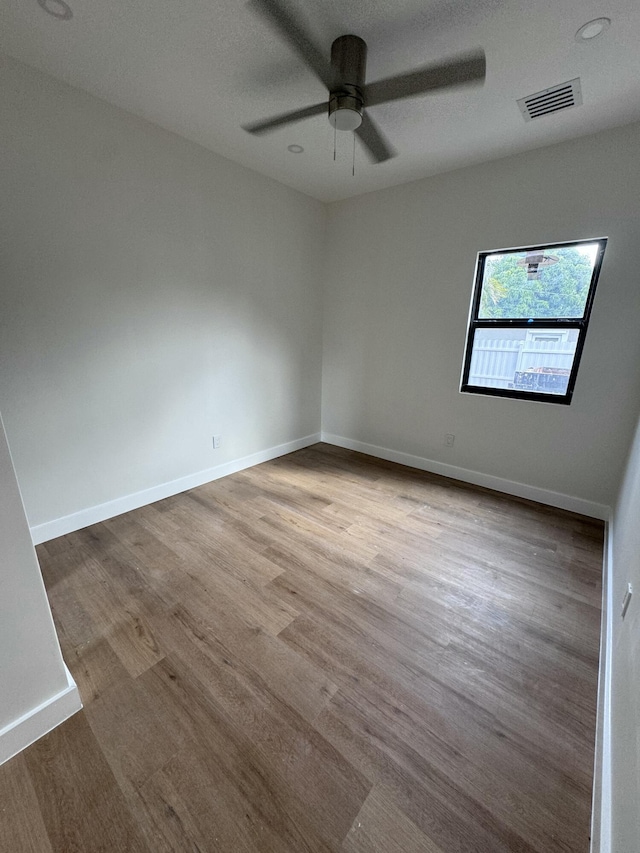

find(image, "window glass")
[461,238,606,404]
[478,243,600,320]
[467,328,578,396]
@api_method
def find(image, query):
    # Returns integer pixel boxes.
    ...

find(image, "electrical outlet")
[213,435,221,449]
[445,433,455,447]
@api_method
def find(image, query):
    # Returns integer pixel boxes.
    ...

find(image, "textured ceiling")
[2,0,640,201]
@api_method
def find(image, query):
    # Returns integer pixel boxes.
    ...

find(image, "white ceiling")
[2,0,640,202]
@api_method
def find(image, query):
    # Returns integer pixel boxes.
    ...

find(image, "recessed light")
[287,144,304,154]
[37,0,73,20]
[575,17,610,42]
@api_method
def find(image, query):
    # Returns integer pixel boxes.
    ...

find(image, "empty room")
[1,1,639,851]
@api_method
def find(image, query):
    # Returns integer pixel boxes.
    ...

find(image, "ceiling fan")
[243,0,487,163]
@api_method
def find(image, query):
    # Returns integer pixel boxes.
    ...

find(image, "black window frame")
[460,237,607,405]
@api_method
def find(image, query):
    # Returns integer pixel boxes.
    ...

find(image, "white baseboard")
[591,514,613,853]
[0,665,82,766]
[30,433,321,544]
[321,432,610,520]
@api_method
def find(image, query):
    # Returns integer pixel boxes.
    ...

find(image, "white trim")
[591,513,613,853]
[30,434,322,544]
[321,432,610,520]
[0,665,82,766]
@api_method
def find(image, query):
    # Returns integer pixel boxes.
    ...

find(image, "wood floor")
[0,444,603,852]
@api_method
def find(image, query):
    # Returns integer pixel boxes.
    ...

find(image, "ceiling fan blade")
[243,101,327,134]
[355,113,396,163]
[248,0,335,90]
[364,49,486,107]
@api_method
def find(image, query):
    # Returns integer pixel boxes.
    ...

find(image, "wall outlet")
[445,433,455,447]
[213,435,221,449]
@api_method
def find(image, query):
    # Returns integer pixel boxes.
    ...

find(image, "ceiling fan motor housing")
[329,35,366,130]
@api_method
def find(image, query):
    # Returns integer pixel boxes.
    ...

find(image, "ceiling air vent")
[517,79,582,122]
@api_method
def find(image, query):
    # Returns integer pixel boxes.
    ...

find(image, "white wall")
[0,55,325,531]
[607,411,640,851]
[322,122,640,509]
[0,411,80,762]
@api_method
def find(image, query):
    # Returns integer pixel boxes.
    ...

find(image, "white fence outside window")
[468,334,576,390]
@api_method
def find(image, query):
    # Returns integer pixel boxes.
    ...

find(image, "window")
[460,238,607,404]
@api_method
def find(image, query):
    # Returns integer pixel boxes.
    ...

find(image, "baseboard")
[320,432,610,520]
[30,433,321,544]
[590,514,613,853]
[0,665,82,766]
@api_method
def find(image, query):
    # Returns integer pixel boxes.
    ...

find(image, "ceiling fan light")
[328,91,363,131]
[329,108,362,131]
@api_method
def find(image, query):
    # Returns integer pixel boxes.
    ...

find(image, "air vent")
[517,79,582,122]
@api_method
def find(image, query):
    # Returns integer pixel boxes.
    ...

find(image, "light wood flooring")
[0,444,603,852]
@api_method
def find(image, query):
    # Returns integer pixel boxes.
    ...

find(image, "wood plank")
[84,673,184,790]
[343,786,446,853]
[23,713,151,852]
[66,636,130,705]
[0,755,53,853]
